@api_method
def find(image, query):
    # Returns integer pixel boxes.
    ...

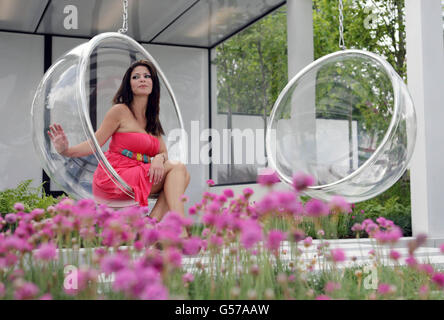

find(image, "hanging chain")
[338,0,346,50]
[118,0,129,34]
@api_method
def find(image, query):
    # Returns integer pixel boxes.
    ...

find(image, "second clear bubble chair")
[32,32,185,207]
[266,50,416,203]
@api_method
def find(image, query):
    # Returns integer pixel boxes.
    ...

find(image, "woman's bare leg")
[149,161,191,217]
[163,162,190,216]
[148,190,169,222]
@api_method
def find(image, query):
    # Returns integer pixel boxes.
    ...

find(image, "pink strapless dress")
[93,132,160,206]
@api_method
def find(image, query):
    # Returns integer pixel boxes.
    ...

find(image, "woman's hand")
[148,155,165,185]
[47,124,69,155]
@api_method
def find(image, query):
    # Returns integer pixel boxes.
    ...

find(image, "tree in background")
[212,6,287,179]
[213,0,408,188]
[313,0,406,77]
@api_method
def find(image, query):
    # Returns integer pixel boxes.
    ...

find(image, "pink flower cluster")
[1,168,441,300]
[361,217,402,245]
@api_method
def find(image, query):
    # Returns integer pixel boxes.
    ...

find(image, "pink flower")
[275,191,303,215]
[405,255,418,268]
[13,203,25,211]
[166,247,182,268]
[303,237,313,247]
[418,264,435,276]
[5,213,17,224]
[223,189,234,198]
[14,282,39,300]
[182,273,194,284]
[291,172,315,191]
[76,268,98,292]
[305,199,329,217]
[431,272,444,288]
[34,242,57,261]
[202,228,211,237]
[0,282,5,298]
[389,249,401,261]
[440,243,444,254]
[378,283,396,295]
[207,201,221,214]
[31,208,45,218]
[140,283,168,300]
[266,230,286,252]
[376,217,395,229]
[325,281,341,293]
[374,226,402,245]
[240,219,263,249]
[142,228,159,246]
[134,240,144,251]
[351,223,362,232]
[113,268,136,293]
[209,234,223,247]
[255,193,278,214]
[291,229,305,243]
[188,205,197,215]
[202,213,216,226]
[100,254,127,275]
[330,248,346,263]
[419,285,429,298]
[329,196,351,213]
[206,179,215,186]
[243,188,254,197]
[257,168,280,186]
[180,194,189,202]
[182,236,202,255]
[317,229,325,237]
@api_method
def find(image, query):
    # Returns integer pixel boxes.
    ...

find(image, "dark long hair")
[113,59,165,136]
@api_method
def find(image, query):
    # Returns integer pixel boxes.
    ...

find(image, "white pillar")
[406,0,444,240]
[287,0,314,79]
[284,0,317,176]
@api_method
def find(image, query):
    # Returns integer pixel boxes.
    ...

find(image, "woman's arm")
[148,136,168,185]
[48,105,123,158]
[153,136,168,163]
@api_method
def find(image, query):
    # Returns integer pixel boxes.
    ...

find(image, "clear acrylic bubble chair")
[266,50,416,203]
[31,32,186,207]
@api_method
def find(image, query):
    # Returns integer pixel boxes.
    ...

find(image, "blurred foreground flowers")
[0,170,443,300]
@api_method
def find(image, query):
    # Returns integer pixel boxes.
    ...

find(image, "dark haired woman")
[47,60,190,229]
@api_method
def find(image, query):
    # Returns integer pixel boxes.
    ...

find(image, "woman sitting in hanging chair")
[47,59,190,225]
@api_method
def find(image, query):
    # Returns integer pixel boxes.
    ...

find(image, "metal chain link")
[118,0,129,34]
[338,0,346,50]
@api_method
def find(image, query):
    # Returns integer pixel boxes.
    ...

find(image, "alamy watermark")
[165,121,277,166]
[363,6,379,30]
[63,5,78,30]
[363,265,378,290]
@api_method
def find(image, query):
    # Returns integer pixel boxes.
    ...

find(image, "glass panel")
[154,0,285,47]
[211,6,287,184]
[0,32,43,190]
[37,0,197,42]
[0,0,48,32]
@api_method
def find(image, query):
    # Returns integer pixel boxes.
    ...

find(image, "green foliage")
[313,0,406,78]
[213,6,288,116]
[351,174,412,237]
[0,180,61,215]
